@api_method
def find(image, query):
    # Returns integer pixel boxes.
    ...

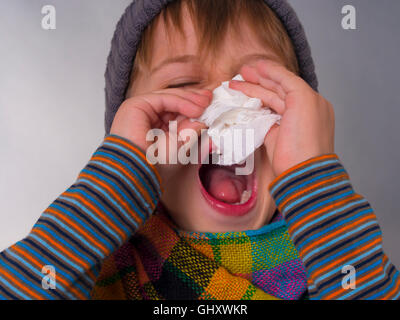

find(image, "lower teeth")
[237,190,251,204]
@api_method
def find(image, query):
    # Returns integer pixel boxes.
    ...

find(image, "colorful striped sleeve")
[269,154,400,300]
[0,134,162,299]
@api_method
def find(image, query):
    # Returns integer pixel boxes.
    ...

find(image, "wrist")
[271,153,338,186]
[273,146,335,177]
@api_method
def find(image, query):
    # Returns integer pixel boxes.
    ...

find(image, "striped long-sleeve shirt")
[0,135,399,299]
[269,155,400,299]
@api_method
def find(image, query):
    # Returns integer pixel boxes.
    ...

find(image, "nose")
[201,65,234,91]
[203,81,221,92]
[203,75,232,91]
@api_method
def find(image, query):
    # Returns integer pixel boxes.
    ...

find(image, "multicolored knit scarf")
[91,207,308,300]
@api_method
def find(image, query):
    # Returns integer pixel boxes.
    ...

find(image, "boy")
[0,0,398,300]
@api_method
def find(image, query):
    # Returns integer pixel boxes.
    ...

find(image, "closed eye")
[167,82,200,89]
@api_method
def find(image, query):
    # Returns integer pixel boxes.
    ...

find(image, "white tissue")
[195,75,281,166]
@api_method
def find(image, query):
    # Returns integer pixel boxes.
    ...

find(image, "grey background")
[0,1,399,267]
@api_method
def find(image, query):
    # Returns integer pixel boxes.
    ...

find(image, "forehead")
[149,6,279,71]
[150,9,198,64]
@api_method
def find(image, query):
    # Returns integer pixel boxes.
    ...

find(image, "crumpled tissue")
[194,75,281,166]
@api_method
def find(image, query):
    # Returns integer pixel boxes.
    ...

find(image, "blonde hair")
[132,0,299,80]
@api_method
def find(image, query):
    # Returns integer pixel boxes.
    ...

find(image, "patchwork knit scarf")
[91,207,308,300]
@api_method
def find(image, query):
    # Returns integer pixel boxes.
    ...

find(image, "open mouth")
[198,154,257,217]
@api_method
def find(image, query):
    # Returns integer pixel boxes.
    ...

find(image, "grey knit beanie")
[104,0,318,135]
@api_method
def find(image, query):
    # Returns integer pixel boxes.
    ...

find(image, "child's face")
[127,7,283,232]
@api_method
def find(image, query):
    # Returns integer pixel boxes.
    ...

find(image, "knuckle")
[255,59,268,70]
[119,98,137,111]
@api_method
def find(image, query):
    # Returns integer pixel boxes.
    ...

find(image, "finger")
[175,114,187,124]
[254,60,308,93]
[185,88,213,99]
[178,119,206,137]
[157,94,207,118]
[160,113,176,124]
[183,89,213,107]
[154,88,212,108]
[160,113,188,126]
[229,80,285,115]
[133,93,208,124]
[239,65,260,83]
[177,118,206,152]
[240,65,286,99]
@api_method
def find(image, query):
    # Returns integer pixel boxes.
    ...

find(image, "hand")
[110,88,212,182]
[229,60,335,177]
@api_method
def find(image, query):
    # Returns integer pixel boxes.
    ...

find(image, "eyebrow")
[150,53,279,75]
[150,55,197,74]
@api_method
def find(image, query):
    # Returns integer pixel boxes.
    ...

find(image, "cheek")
[253,148,277,224]
[255,147,275,191]
[125,71,154,98]
[160,165,204,231]
[161,165,200,207]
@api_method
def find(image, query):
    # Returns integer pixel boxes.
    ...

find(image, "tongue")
[207,168,247,204]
